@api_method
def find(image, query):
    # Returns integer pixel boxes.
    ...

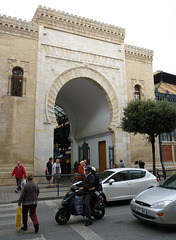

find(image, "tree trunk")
[151,135,156,176]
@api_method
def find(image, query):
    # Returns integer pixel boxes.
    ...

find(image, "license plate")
[135,206,147,215]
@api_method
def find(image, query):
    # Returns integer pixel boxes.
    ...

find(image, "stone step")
[0,178,18,186]
[0,164,34,173]
[0,167,34,173]
[0,164,34,186]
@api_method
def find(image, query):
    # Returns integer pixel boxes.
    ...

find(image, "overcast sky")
[1,0,176,75]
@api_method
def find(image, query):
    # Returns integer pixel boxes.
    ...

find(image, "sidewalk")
[0,184,68,204]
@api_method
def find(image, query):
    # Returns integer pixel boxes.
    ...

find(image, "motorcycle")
[55,184,105,225]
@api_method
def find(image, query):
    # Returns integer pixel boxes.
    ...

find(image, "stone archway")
[46,66,119,131]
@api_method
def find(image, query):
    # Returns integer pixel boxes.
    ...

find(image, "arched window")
[11,67,23,97]
[134,85,141,100]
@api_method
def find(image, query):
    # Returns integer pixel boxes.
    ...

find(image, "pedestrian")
[18,174,39,233]
[134,161,139,168]
[139,158,145,169]
[52,159,61,187]
[45,157,53,187]
[117,159,125,168]
[66,159,71,174]
[78,160,85,180]
[91,166,102,192]
[113,163,118,168]
[61,159,67,174]
[74,160,79,173]
[11,161,26,193]
[79,165,95,226]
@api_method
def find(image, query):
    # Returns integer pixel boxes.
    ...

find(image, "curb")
[0,196,64,205]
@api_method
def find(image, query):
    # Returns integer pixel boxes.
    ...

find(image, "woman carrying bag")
[18,174,40,233]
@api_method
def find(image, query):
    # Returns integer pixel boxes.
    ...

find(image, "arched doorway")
[46,67,119,171]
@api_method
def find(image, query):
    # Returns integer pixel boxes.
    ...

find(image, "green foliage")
[121,99,176,140]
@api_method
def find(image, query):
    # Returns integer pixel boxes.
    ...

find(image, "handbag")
[15,205,21,228]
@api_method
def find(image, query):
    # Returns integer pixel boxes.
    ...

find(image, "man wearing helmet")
[91,167,102,192]
[79,165,95,226]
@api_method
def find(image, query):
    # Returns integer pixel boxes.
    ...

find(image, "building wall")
[0,6,158,181]
[0,16,38,174]
[125,45,159,166]
[34,25,129,174]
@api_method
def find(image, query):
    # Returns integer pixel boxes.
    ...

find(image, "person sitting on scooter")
[90,167,102,192]
[79,165,95,226]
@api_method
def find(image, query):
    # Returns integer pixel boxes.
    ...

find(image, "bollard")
[57,176,60,196]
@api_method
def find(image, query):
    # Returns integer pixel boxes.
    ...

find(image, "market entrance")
[54,105,71,174]
[54,77,112,171]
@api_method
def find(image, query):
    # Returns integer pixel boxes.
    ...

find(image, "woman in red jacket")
[11,161,26,193]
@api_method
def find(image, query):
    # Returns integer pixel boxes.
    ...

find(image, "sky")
[1,0,176,75]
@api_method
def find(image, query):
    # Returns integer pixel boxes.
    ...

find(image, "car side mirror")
[109,179,115,185]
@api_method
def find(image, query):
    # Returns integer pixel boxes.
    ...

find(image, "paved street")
[0,199,176,240]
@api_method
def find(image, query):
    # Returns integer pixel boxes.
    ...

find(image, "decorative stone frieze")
[32,5,125,44]
[0,15,38,39]
[42,44,121,69]
[7,59,29,74]
[125,44,153,63]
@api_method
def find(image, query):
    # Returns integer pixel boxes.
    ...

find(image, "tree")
[121,99,176,175]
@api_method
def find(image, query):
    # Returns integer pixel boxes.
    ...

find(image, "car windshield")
[99,170,115,181]
[161,174,176,190]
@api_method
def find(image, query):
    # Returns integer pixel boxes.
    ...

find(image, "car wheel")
[102,193,107,205]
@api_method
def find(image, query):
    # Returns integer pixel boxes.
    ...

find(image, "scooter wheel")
[55,209,70,224]
[93,207,105,220]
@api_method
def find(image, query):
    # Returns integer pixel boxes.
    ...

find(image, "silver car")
[131,173,176,225]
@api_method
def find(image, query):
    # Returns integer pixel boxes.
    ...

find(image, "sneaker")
[21,227,27,231]
[85,219,92,226]
[34,224,39,233]
[15,189,18,193]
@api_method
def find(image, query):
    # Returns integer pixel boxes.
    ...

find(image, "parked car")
[131,173,176,226]
[99,168,159,203]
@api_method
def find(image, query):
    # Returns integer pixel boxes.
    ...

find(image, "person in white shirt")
[52,159,61,187]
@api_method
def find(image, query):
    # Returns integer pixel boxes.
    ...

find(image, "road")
[0,199,176,240]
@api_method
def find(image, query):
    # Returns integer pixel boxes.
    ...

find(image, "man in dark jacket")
[79,165,95,226]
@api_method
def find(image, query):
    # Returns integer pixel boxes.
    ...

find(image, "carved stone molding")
[7,59,29,75]
[7,59,17,72]
[46,66,119,128]
[42,44,121,69]
[0,15,38,39]
[131,78,145,97]
[20,61,29,74]
[32,6,125,44]
[125,45,153,63]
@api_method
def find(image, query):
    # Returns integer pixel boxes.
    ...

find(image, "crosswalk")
[0,200,105,240]
[0,202,46,240]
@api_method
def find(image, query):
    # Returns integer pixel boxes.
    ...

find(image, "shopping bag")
[15,205,21,228]
[22,179,27,187]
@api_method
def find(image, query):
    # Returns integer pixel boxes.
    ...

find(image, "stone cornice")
[0,15,38,39]
[32,5,125,44]
[125,44,153,63]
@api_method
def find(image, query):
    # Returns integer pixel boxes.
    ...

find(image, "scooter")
[55,184,105,224]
